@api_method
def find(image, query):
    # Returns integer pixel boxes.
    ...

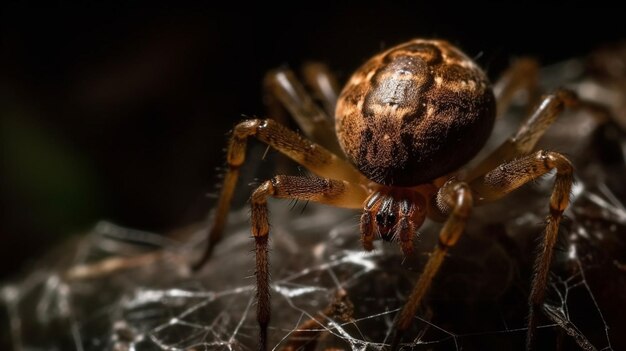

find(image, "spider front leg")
[250,175,367,350]
[192,119,363,269]
[470,150,573,350]
[391,181,473,350]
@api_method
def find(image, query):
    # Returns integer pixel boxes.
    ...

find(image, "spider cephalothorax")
[194,38,608,350]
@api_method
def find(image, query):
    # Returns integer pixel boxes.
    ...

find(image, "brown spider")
[193,39,608,350]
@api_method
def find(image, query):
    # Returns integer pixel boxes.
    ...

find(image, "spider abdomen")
[335,39,496,186]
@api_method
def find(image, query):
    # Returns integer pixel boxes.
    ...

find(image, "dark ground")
[1,3,625,281]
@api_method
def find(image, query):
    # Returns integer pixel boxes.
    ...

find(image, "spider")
[192,39,608,350]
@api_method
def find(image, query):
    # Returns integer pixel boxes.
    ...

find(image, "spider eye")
[388,213,396,224]
[375,212,397,226]
[375,213,384,224]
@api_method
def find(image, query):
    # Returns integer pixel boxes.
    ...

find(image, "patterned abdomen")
[335,39,496,186]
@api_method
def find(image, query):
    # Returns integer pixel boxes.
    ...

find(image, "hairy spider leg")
[469,151,573,350]
[467,88,575,180]
[251,175,367,349]
[461,87,610,350]
[388,87,594,346]
[466,88,611,180]
[391,181,473,350]
[193,119,363,270]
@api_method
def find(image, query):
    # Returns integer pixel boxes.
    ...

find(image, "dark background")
[1,3,624,281]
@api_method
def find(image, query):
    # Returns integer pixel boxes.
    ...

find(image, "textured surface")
[335,39,496,186]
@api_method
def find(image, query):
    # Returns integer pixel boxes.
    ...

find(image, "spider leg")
[264,68,343,155]
[250,175,367,350]
[466,88,610,180]
[468,88,576,180]
[193,119,363,270]
[469,150,573,350]
[391,181,473,350]
[301,62,341,118]
[493,57,540,118]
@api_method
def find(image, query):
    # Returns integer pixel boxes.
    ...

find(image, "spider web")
[2,58,626,351]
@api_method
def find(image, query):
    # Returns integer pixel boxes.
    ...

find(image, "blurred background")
[1,2,625,281]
